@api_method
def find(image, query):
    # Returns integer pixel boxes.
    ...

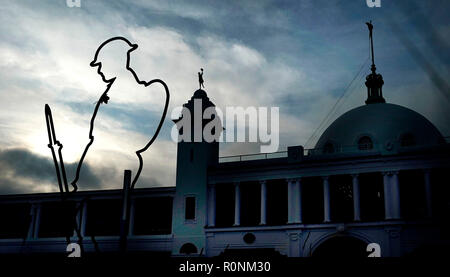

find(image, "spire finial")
[366,20,376,74]
[364,21,386,105]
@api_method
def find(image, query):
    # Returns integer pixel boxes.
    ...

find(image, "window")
[39,201,77,238]
[400,133,415,147]
[215,184,235,227]
[133,197,173,235]
[240,181,261,226]
[185,196,196,220]
[301,177,324,224]
[323,142,335,154]
[329,175,354,222]
[266,179,288,225]
[359,173,384,221]
[399,170,426,219]
[358,136,373,150]
[85,199,121,236]
[0,203,31,239]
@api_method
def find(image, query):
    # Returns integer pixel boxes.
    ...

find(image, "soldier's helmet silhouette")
[90,37,138,83]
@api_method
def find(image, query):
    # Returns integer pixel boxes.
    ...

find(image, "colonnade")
[207,170,433,227]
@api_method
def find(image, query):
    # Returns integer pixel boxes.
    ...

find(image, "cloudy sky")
[0,0,448,194]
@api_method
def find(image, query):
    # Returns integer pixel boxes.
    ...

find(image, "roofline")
[0,186,176,200]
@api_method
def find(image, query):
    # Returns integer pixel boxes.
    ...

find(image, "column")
[207,184,216,227]
[323,176,331,223]
[27,204,37,239]
[391,171,401,219]
[424,169,432,218]
[80,201,88,237]
[383,171,401,220]
[33,203,41,239]
[287,179,294,223]
[120,170,131,253]
[74,201,83,238]
[128,200,135,236]
[293,178,302,223]
[233,182,241,226]
[383,172,392,220]
[260,180,267,225]
[352,174,361,221]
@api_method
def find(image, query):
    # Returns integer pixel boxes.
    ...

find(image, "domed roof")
[193,89,208,99]
[315,103,444,154]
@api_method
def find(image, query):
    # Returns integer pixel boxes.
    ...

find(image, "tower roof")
[193,89,208,99]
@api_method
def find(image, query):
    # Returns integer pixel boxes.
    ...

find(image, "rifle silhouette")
[45,104,69,195]
[45,104,86,255]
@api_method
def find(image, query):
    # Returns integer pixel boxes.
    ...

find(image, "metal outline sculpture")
[69,36,170,191]
[44,37,170,255]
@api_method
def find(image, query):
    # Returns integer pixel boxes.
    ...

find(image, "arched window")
[358,136,373,150]
[400,133,415,147]
[323,142,335,154]
[180,243,198,255]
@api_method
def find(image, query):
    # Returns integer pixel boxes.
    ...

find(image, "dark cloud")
[0,148,57,183]
[0,148,104,195]
[0,176,32,195]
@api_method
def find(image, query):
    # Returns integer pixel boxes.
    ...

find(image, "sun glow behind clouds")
[0,0,448,194]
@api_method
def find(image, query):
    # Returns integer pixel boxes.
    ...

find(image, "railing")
[218,144,377,163]
[219,151,288,163]
[219,137,450,163]
[304,144,382,156]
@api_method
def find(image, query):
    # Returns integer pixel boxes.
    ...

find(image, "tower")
[171,87,221,256]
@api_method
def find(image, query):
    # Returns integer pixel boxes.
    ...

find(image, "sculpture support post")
[120,170,132,253]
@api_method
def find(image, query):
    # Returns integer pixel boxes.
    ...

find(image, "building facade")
[1,52,450,258]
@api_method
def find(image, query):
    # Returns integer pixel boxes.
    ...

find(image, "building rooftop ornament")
[198,68,205,89]
[365,21,386,105]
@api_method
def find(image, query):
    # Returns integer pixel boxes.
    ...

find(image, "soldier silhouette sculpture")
[44,37,170,255]
[45,36,170,193]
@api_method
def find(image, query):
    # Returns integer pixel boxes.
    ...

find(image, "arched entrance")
[180,243,198,255]
[312,235,367,257]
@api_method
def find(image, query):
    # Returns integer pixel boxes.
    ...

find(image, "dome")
[193,89,208,99]
[315,103,444,154]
